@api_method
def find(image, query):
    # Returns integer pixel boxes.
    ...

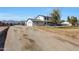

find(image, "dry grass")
[36,26,79,40]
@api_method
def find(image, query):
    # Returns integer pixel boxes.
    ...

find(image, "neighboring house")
[61,22,72,26]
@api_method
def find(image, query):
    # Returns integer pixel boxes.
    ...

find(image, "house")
[35,15,51,21]
[26,15,52,26]
[61,22,72,26]
[25,15,53,26]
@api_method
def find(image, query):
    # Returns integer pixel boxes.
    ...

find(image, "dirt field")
[37,26,79,39]
[36,26,79,46]
[4,26,79,51]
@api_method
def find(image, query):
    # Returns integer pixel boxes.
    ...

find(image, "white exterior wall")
[36,16,44,21]
[25,20,33,27]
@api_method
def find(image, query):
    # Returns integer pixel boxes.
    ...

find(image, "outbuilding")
[25,18,33,27]
[61,22,72,26]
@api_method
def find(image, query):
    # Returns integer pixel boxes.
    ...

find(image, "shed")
[25,18,33,27]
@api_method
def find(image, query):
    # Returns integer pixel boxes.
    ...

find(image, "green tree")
[67,16,70,22]
[51,9,61,25]
[60,20,65,23]
[67,16,77,26]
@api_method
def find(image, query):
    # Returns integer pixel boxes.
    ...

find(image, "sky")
[0,7,79,21]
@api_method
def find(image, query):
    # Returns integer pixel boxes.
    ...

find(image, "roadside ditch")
[0,27,9,51]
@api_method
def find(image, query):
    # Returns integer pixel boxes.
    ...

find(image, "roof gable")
[26,18,34,22]
[36,15,51,18]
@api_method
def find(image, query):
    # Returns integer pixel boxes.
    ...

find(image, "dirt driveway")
[4,26,79,51]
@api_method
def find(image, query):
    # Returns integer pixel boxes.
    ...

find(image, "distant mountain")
[1,20,26,25]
